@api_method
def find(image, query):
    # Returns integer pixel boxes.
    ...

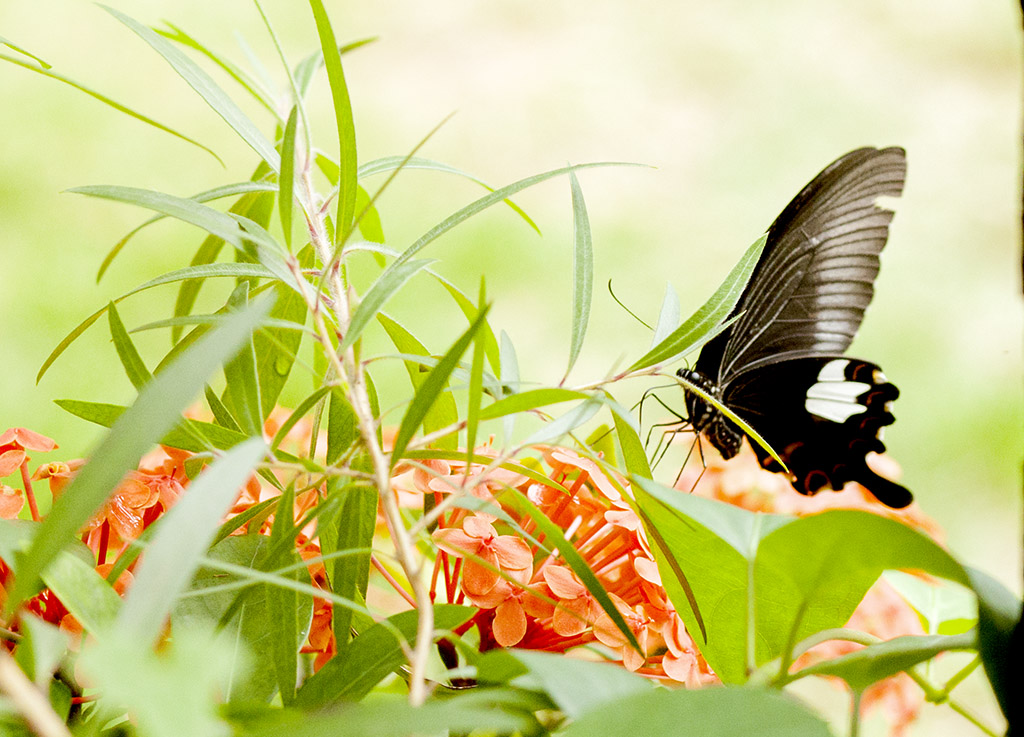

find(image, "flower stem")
[19,462,39,522]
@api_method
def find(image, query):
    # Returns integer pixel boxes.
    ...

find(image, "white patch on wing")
[805,360,870,422]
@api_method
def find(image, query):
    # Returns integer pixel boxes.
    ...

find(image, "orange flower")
[86,473,160,542]
[0,484,24,519]
[661,614,717,686]
[433,515,533,597]
[593,593,665,672]
[32,459,86,497]
[542,565,604,637]
[465,567,554,647]
[0,428,57,477]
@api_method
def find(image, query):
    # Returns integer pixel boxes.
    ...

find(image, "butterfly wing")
[697,147,907,385]
[723,356,912,508]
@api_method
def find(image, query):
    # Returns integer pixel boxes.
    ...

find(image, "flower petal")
[0,449,25,477]
[0,484,25,519]
[493,534,533,571]
[543,565,585,599]
[432,528,480,558]
[462,548,500,596]
[492,599,528,647]
[0,427,57,452]
[463,515,496,541]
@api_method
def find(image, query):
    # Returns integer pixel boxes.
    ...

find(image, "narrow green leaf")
[566,169,593,377]
[521,399,602,446]
[339,258,434,352]
[97,181,276,282]
[7,299,273,612]
[102,6,280,170]
[353,185,385,245]
[68,185,297,291]
[267,485,299,704]
[221,284,263,436]
[325,482,376,652]
[479,388,589,420]
[434,276,501,374]
[294,605,474,706]
[650,282,681,348]
[158,22,278,117]
[205,385,243,433]
[308,0,357,238]
[116,438,268,645]
[465,280,487,462]
[272,386,332,451]
[609,397,652,479]
[0,52,219,163]
[377,313,457,452]
[628,234,766,372]
[107,301,152,391]
[390,306,490,465]
[358,155,540,233]
[326,389,358,465]
[503,488,639,652]
[0,37,50,67]
[279,106,298,251]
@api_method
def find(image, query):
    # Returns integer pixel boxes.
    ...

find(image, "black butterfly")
[678,147,912,509]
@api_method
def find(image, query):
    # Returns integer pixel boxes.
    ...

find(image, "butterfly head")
[677,367,743,460]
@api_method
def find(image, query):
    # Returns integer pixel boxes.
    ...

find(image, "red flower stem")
[371,555,417,608]
[450,557,463,602]
[19,463,39,522]
[429,555,442,604]
[97,522,110,567]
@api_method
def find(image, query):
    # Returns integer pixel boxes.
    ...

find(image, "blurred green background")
[0,0,1020,729]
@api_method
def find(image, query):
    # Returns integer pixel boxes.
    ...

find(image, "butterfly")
[678,147,912,508]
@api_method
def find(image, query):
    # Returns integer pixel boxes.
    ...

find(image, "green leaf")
[628,233,765,372]
[323,482,376,652]
[267,486,299,704]
[500,650,651,719]
[308,0,357,239]
[107,301,152,390]
[434,276,501,374]
[358,155,540,233]
[0,51,219,163]
[15,616,68,685]
[294,605,474,707]
[390,306,490,465]
[560,686,831,737]
[172,535,313,704]
[81,627,237,737]
[610,398,652,479]
[634,478,971,684]
[8,298,273,611]
[353,185,385,245]
[116,437,268,645]
[0,36,50,67]
[102,6,279,171]
[798,632,975,689]
[650,282,681,348]
[520,399,602,446]
[97,181,276,282]
[967,566,1022,723]
[326,389,358,465]
[478,388,589,420]
[41,551,122,635]
[339,258,435,352]
[378,313,458,451]
[465,280,488,459]
[69,185,298,292]
[278,106,298,250]
[566,169,593,377]
[221,284,264,436]
[272,386,331,451]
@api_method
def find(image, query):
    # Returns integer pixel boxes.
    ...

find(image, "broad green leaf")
[107,301,152,390]
[116,438,268,645]
[81,627,237,737]
[499,650,651,719]
[97,181,276,282]
[390,307,490,465]
[884,570,976,635]
[377,313,458,453]
[8,299,273,611]
[610,398,652,479]
[478,388,589,420]
[634,478,971,684]
[339,258,435,352]
[308,0,357,238]
[103,6,280,170]
[560,686,831,737]
[15,616,68,685]
[0,51,219,163]
[628,234,765,372]
[967,566,1021,722]
[566,169,593,377]
[172,535,313,704]
[41,552,122,635]
[294,605,474,707]
[278,106,299,250]
[797,631,975,689]
[222,284,263,436]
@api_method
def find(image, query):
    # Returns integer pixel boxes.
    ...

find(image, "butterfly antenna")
[607,279,653,330]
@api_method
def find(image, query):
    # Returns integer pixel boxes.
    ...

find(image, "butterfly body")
[680,147,912,509]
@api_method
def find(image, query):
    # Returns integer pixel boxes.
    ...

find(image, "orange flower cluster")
[398,446,717,686]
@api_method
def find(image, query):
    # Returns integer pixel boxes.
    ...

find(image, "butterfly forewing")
[712,147,906,383]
